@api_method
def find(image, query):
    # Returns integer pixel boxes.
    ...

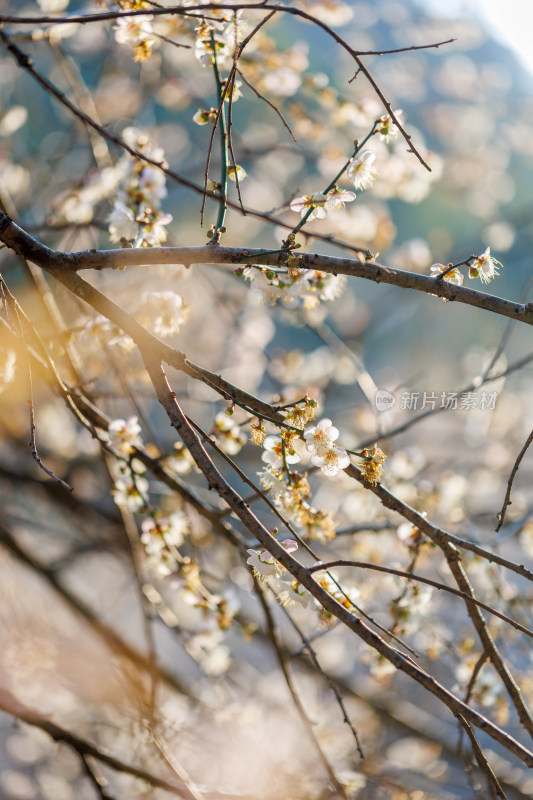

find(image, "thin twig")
[496,428,533,532]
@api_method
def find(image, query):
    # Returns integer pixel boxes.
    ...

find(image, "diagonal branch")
[143,358,533,767]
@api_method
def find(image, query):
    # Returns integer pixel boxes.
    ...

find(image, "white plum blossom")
[226,79,243,102]
[193,14,248,69]
[113,472,149,512]
[347,150,377,190]
[213,412,247,455]
[325,187,356,211]
[290,192,327,221]
[136,291,188,337]
[114,15,153,46]
[241,264,345,308]
[165,443,194,476]
[311,445,350,477]
[108,416,142,456]
[278,579,310,608]
[108,201,138,243]
[316,272,347,302]
[193,108,215,126]
[227,165,247,182]
[258,469,289,499]
[185,630,231,676]
[138,165,168,202]
[376,110,403,143]
[261,435,305,471]
[430,262,464,286]
[108,128,172,247]
[304,418,340,457]
[469,247,503,284]
[141,510,189,552]
[247,539,298,579]
[81,315,133,350]
[194,31,231,68]
[114,15,154,62]
[141,213,172,246]
[397,522,418,547]
[304,418,350,476]
[246,548,280,578]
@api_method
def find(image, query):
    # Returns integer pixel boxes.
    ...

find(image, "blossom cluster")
[106,422,239,666]
[108,127,172,248]
[289,149,377,225]
[246,540,360,622]
[255,410,346,544]
[239,264,346,309]
[140,510,190,576]
[290,187,355,221]
[430,247,503,286]
[304,417,350,477]
[111,458,149,513]
[193,12,249,69]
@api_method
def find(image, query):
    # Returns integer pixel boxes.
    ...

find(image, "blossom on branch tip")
[193,108,217,126]
[347,149,377,190]
[469,247,503,284]
[376,110,403,142]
